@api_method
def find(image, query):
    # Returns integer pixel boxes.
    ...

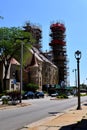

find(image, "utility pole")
[20,42,23,103]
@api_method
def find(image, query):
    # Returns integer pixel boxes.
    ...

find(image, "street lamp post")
[75,50,81,110]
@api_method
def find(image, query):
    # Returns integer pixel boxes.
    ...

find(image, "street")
[0,96,87,130]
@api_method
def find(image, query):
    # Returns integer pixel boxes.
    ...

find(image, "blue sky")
[0,0,87,86]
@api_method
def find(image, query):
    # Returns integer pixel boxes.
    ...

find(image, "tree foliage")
[0,27,35,60]
[0,27,35,90]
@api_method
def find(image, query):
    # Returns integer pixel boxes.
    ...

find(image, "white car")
[51,92,58,97]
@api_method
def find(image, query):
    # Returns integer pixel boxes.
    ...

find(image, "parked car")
[35,91,44,98]
[1,95,12,101]
[1,95,12,104]
[22,91,35,99]
[50,92,58,97]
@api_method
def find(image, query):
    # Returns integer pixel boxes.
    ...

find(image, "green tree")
[0,27,35,91]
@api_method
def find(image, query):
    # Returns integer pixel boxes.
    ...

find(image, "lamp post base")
[77,106,82,110]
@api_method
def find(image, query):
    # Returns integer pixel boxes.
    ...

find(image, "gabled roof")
[24,53,39,72]
[10,58,20,65]
[24,47,57,73]
[32,47,57,68]
[30,47,43,62]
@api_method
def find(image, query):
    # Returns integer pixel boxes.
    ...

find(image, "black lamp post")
[75,50,81,110]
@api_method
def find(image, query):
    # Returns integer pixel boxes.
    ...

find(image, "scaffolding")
[49,22,68,85]
[23,22,42,50]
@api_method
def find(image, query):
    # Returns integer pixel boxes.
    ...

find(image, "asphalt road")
[0,96,87,130]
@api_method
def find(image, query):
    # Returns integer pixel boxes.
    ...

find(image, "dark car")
[22,91,35,99]
[35,91,44,98]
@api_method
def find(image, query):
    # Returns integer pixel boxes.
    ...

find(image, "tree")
[0,27,35,91]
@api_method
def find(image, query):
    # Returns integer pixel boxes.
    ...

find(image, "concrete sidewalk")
[21,103,87,130]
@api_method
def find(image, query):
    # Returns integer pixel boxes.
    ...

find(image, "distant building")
[23,47,58,90]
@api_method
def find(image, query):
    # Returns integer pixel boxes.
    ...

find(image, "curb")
[19,105,83,130]
[0,103,31,110]
[20,112,64,130]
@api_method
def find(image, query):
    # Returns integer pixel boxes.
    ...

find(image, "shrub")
[6,90,20,100]
[1,95,9,104]
[57,94,68,99]
[23,83,39,92]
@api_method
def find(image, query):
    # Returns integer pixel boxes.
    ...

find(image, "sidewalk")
[0,101,31,110]
[21,103,87,130]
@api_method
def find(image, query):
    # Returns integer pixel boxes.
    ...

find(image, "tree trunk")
[3,78,6,91]
[3,65,9,91]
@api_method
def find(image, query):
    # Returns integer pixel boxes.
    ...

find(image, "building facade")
[23,47,58,90]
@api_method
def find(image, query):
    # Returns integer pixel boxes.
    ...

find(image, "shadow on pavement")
[48,111,59,116]
[83,103,87,106]
[59,119,87,130]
